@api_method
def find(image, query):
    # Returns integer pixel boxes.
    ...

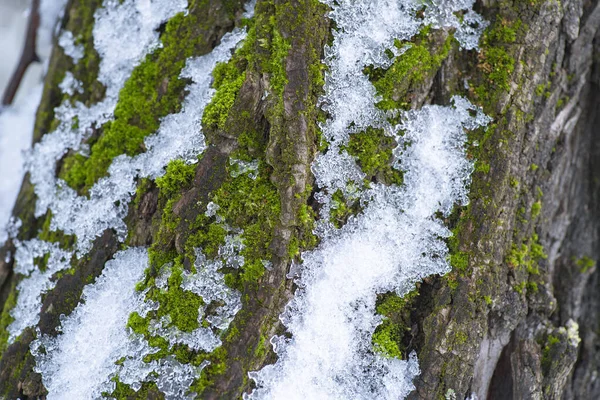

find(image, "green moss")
[191,346,228,394]
[531,200,542,219]
[202,61,247,131]
[127,312,150,335]
[61,8,219,193]
[526,281,539,293]
[575,256,596,273]
[454,331,468,345]
[155,262,204,332]
[487,21,519,44]
[345,127,404,185]
[513,281,526,294]
[329,190,361,229]
[252,3,291,97]
[155,159,197,199]
[475,161,491,174]
[376,290,418,316]
[0,282,17,354]
[254,333,269,359]
[211,164,281,283]
[473,19,520,112]
[450,251,469,273]
[541,334,562,372]
[368,29,453,111]
[372,319,404,358]
[507,233,547,276]
[107,379,164,400]
[371,291,418,359]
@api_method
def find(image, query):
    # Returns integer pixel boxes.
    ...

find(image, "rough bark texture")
[0,0,599,399]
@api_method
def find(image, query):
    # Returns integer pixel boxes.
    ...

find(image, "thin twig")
[1,0,41,106]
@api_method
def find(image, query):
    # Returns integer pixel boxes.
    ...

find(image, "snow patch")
[7,239,72,342]
[247,0,489,399]
[31,248,149,400]
[58,30,84,63]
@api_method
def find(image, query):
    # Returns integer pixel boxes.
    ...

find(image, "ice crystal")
[58,30,84,63]
[247,0,489,399]
[7,240,72,342]
[230,158,259,179]
[58,71,83,96]
[115,245,242,399]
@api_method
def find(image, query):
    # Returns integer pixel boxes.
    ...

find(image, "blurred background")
[0,0,64,241]
[0,0,36,103]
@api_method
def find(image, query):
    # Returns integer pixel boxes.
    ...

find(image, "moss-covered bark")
[1,0,599,398]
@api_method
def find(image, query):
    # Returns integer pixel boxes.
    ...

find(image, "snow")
[58,30,84,63]
[7,239,72,342]
[0,0,491,397]
[247,1,489,399]
[31,248,149,400]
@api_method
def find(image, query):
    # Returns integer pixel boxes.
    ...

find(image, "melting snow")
[247,0,489,399]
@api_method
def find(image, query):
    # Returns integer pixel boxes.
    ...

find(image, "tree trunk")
[0,0,598,399]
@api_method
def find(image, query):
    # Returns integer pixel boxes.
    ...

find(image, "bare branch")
[1,0,41,106]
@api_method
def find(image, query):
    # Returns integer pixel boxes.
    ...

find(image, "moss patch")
[345,127,404,185]
[366,27,453,111]
[60,2,233,193]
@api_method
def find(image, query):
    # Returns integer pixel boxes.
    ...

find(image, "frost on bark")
[0,0,598,399]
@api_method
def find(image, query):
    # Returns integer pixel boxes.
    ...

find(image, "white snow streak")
[31,248,148,400]
[27,0,188,254]
[248,0,489,399]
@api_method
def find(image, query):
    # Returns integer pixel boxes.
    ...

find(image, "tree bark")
[0,0,599,399]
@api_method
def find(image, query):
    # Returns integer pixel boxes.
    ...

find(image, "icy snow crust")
[31,248,148,400]
[248,1,489,399]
